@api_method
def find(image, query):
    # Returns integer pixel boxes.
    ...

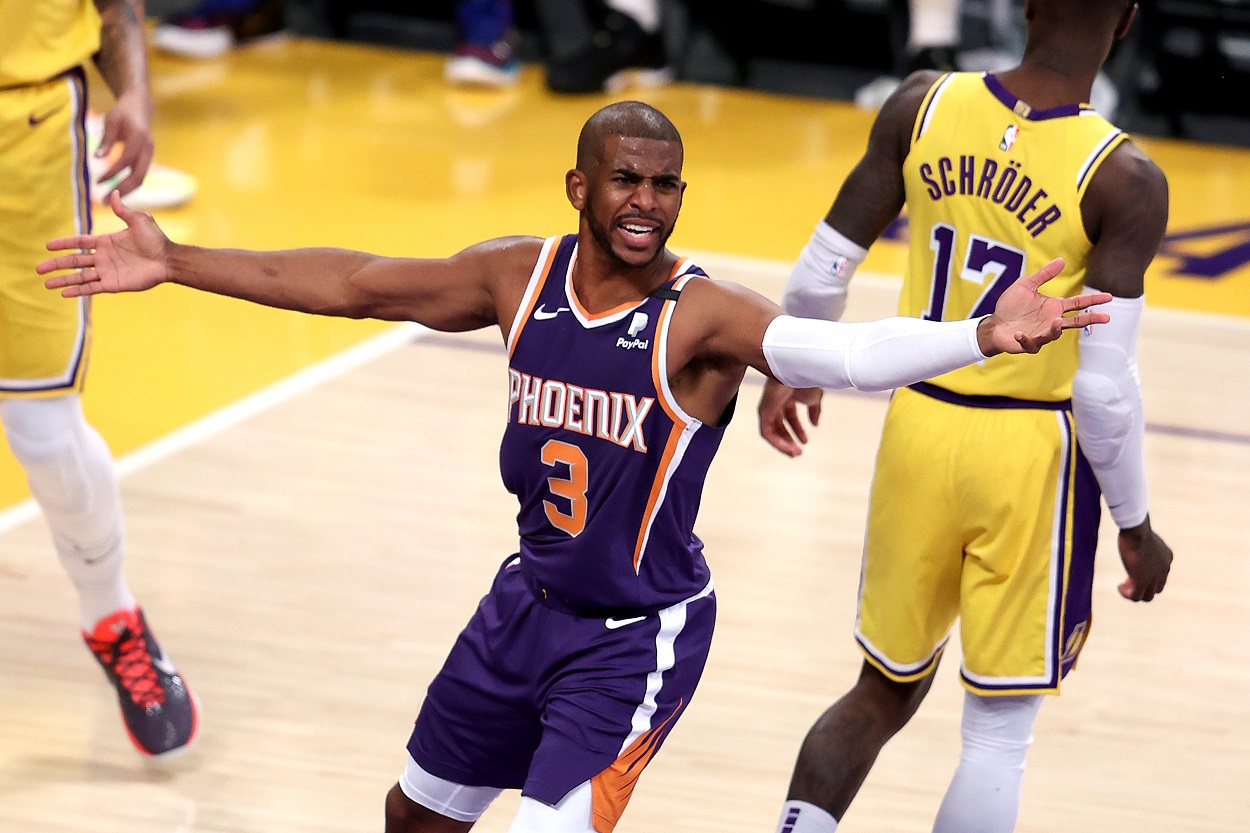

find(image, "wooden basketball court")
[1,37,1247,833]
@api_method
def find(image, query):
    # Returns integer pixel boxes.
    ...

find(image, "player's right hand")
[38,191,170,296]
[758,378,824,457]
[1117,516,1173,602]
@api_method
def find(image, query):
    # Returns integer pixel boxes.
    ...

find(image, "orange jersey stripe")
[649,284,686,423]
[631,284,697,570]
[590,702,682,833]
[568,281,645,321]
[631,422,684,572]
[506,239,561,357]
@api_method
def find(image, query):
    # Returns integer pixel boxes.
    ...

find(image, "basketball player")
[0,0,197,756]
[758,2,1173,831]
[40,101,1109,833]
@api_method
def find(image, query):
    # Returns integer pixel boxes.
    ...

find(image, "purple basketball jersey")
[500,235,725,613]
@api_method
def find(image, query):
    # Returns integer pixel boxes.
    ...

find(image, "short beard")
[586,208,676,270]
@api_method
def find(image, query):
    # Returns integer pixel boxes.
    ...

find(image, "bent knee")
[856,662,934,720]
[385,783,473,833]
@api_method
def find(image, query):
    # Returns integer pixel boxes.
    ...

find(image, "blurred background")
[235,0,1250,145]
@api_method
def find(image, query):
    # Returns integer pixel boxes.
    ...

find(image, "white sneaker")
[152,19,235,59]
[854,75,902,111]
[86,111,198,210]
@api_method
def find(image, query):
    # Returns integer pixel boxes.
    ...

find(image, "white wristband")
[780,222,867,321]
[762,314,985,392]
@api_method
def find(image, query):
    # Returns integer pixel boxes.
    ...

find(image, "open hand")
[37,191,171,296]
[758,378,824,457]
[979,258,1113,355]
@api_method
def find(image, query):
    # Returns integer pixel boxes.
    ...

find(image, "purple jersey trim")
[908,381,1071,411]
[957,412,1100,692]
[1076,128,1126,193]
[914,72,957,143]
[982,73,1087,120]
[1,68,92,395]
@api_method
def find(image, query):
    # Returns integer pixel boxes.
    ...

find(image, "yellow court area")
[3,37,1250,507]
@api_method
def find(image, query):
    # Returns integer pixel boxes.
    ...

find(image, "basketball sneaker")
[445,39,521,88]
[152,11,235,59]
[446,0,520,88]
[152,0,285,59]
[85,111,198,210]
[83,607,199,758]
[546,11,673,94]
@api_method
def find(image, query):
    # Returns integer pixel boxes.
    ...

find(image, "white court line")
[0,321,428,536]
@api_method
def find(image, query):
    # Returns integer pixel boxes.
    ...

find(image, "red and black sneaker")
[83,607,199,757]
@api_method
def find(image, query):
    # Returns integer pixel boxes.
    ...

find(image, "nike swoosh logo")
[533,305,569,321]
[27,109,60,127]
[605,615,646,629]
[152,646,178,675]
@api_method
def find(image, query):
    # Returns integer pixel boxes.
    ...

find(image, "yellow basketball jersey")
[0,0,100,88]
[901,72,1127,401]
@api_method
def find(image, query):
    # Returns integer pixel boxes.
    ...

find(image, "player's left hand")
[978,258,1113,355]
[95,90,154,199]
[38,191,170,296]
[758,378,823,457]
[1117,515,1172,602]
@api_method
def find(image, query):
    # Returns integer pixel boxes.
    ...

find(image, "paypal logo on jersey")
[617,311,650,349]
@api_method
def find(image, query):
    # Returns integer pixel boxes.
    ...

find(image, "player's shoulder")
[672,273,752,304]
[460,234,547,259]
[1105,138,1168,190]
[1090,138,1169,212]
[453,235,547,272]
[669,273,778,331]
[895,69,948,101]
[873,69,949,143]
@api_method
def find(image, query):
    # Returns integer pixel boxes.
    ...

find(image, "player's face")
[581,135,685,269]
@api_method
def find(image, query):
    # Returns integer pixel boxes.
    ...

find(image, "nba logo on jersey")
[627,312,648,337]
[999,124,1019,152]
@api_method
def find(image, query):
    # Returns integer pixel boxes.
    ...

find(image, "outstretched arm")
[676,257,1111,408]
[39,192,522,332]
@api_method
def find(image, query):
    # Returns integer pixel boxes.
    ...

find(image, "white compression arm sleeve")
[762,314,986,392]
[780,221,867,321]
[1071,291,1149,528]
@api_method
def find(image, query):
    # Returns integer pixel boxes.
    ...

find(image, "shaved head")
[576,101,682,171]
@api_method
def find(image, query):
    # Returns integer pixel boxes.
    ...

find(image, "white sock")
[2,396,135,630]
[776,800,838,833]
[931,691,1043,833]
[606,0,661,32]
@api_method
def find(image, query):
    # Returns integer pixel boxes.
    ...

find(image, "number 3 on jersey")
[922,223,1027,322]
[541,440,588,537]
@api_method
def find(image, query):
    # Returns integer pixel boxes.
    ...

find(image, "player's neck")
[995,63,1097,111]
[571,248,675,314]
